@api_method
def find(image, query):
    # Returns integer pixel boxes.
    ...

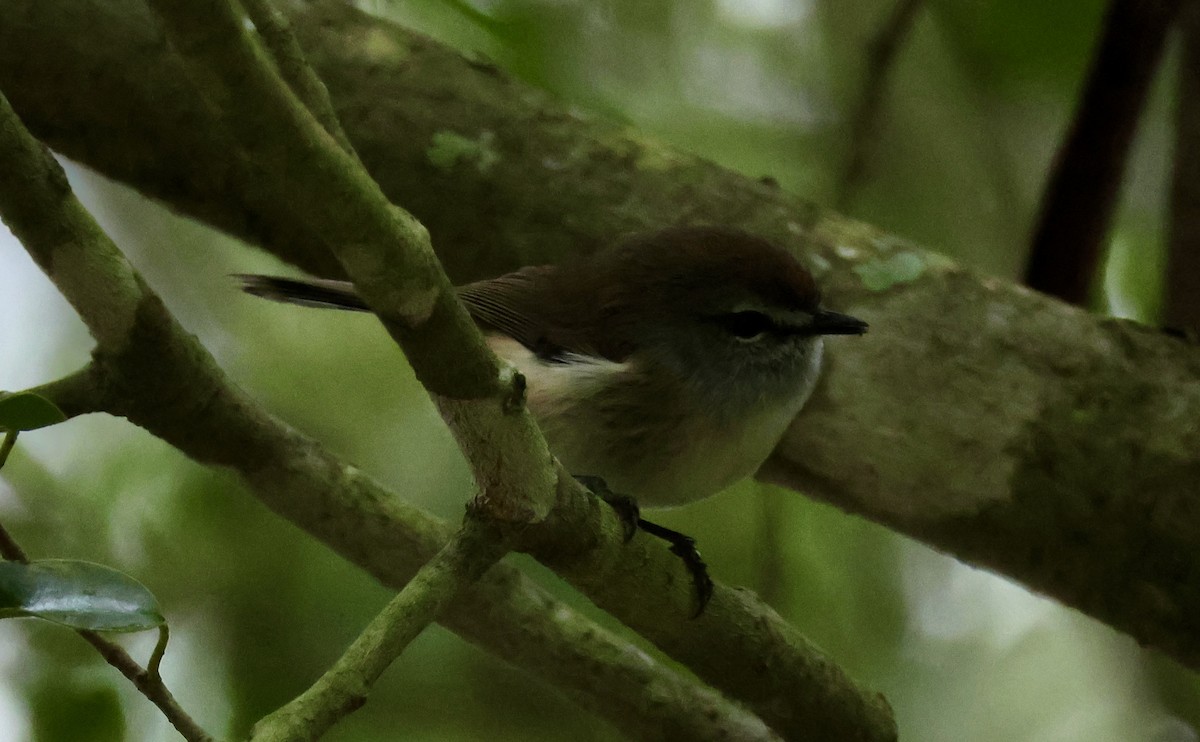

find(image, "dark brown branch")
[1025,0,1184,304]
[1166,2,1200,330]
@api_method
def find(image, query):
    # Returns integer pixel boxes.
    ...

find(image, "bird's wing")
[455,266,581,361]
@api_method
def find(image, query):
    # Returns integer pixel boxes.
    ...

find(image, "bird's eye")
[721,311,776,341]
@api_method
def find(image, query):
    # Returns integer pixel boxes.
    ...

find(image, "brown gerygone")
[239,226,867,612]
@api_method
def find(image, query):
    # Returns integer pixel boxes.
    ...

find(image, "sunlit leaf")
[0,392,67,431]
[0,560,164,632]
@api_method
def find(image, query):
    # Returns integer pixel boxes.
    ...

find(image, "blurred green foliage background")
[0,0,1195,740]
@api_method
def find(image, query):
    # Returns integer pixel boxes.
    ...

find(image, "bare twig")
[147,624,170,680]
[0,433,30,563]
[0,430,16,473]
[1025,0,1184,304]
[251,517,508,742]
[77,629,213,742]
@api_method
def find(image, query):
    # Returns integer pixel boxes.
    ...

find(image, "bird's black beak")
[810,309,868,336]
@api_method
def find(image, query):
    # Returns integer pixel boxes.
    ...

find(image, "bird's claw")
[573,475,714,618]
[633,518,714,618]
[574,475,639,542]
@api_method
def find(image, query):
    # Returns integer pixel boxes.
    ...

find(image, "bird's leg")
[573,475,714,618]
[574,475,639,542]
[633,519,714,619]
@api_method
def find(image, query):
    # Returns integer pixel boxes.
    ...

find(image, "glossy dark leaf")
[0,560,164,632]
[0,392,67,431]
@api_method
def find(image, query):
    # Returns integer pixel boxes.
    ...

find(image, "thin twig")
[0,523,27,562]
[0,433,27,564]
[0,420,209,740]
[1025,0,1184,304]
[148,624,170,680]
[240,0,358,157]
[250,517,509,742]
[0,526,29,566]
[838,0,924,210]
[0,430,17,473]
[78,629,214,742]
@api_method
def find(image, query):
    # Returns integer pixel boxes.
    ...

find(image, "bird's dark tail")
[235,275,370,311]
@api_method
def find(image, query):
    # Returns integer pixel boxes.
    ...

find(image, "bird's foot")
[574,475,639,542]
[573,475,713,618]
[634,518,714,618]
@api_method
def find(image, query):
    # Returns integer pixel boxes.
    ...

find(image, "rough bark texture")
[2,0,1200,674]
[1,81,880,740]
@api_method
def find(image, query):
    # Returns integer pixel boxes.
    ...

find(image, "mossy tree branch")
[148,0,555,525]
[142,3,892,735]
[0,9,893,740]
[8,0,1200,730]
[250,517,510,742]
[1,0,1190,671]
[240,0,356,156]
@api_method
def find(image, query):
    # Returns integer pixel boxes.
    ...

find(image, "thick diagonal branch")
[0,29,891,742]
[4,0,1200,687]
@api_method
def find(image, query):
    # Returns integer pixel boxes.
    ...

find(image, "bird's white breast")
[487,335,817,508]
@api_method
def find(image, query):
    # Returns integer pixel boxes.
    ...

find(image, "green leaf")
[0,560,165,632]
[0,392,67,431]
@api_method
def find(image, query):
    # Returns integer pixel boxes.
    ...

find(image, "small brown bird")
[240,226,867,613]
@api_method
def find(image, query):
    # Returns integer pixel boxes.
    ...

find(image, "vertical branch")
[837,0,925,210]
[1165,2,1200,330]
[1025,0,1183,304]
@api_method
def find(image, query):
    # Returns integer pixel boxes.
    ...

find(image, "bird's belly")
[489,336,806,508]
[605,401,803,507]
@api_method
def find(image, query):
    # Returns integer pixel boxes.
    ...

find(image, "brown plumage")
[456,226,824,362]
